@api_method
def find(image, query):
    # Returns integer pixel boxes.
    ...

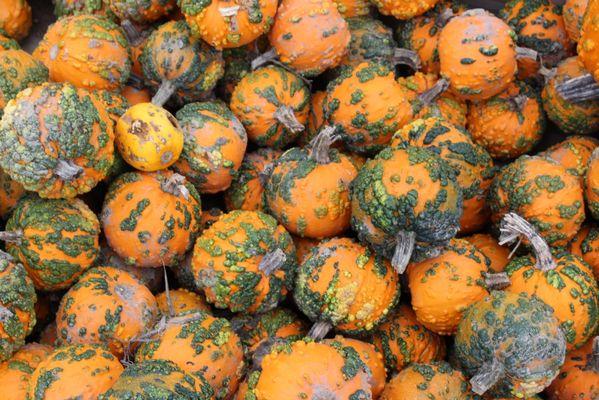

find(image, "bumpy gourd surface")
[333,0,370,17]
[108,0,176,23]
[546,337,599,399]
[0,343,52,400]
[540,135,599,181]
[0,31,19,50]
[563,0,589,41]
[336,16,396,71]
[587,149,599,220]
[0,50,47,114]
[463,233,510,273]
[155,288,210,317]
[54,0,117,19]
[0,170,26,220]
[371,0,440,20]
[579,0,599,81]
[570,224,599,279]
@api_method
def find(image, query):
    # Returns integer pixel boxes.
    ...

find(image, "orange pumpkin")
[371,0,440,20]
[468,81,546,160]
[564,0,589,42]
[0,170,25,220]
[0,50,48,114]
[371,304,446,376]
[155,288,211,317]
[101,171,202,268]
[570,224,599,280]
[463,233,510,273]
[0,343,52,400]
[121,84,151,105]
[230,65,310,148]
[56,266,159,357]
[540,135,599,181]
[578,0,599,82]
[108,0,176,24]
[33,15,131,91]
[586,148,599,221]
[0,0,31,40]
[180,0,277,50]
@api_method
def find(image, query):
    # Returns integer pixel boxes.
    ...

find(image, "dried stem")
[484,272,511,290]
[470,357,504,395]
[309,126,339,164]
[555,73,599,103]
[55,159,83,181]
[151,80,176,106]
[258,248,287,276]
[516,47,538,61]
[391,231,416,274]
[161,173,190,200]
[0,230,23,243]
[251,48,278,70]
[510,94,527,112]
[393,48,421,71]
[274,105,305,133]
[418,78,450,106]
[308,321,332,340]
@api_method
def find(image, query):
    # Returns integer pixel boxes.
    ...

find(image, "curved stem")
[555,73,599,103]
[160,173,190,200]
[516,47,538,61]
[251,48,278,70]
[309,126,339,164]
[274,105,305,133]
[55,159,83,181]
[391,231,416,274]
[151,80,176,106]
[484,272,511,290]
[258,248,287,276]
[538,65,557,83]
[510,94,527,112]
[393,48,421,71]
[470,357,504,395]
[308,321,332,340]
[0,230,22,243]
[498,213,556,271]
[121,19,142,45]
[418,78,450,106]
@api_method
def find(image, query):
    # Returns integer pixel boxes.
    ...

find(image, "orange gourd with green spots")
[155,288,210,318]
[564,0,589,41]
[570,224,599,279]
[108,0,176,24]
[0,50,47,116]
[463,233,510,273]
[546,337,599,399]
[0,343,52,400]
[578,0,599,82]
[540,135,599,181]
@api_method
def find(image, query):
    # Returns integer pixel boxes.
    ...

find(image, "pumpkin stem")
[121,19,142,46]
[309,126,339,164]
[55,159,83,181]
[498,212,557,272]
[308,321,332,340]
[509,94,527,112]
[161,173,190,200]
[391,230,416,274]
[251,48,278,70]
[470,357,504,395]
[555,73,599,103]
[483,272,511,290]
[418,78,450,106]
[0,230,23,243]
[151,80,177,106]
[392,48,421,71]
[516,47,538,61]
[258,248,287,276]
[591,336,599,372]
[274,105,305,134]
[259,163,274,186]
[163,265,175,319]
[435,7,455,26]
[538,64,557,84]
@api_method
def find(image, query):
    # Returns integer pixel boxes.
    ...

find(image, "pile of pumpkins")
[0,0,597,398]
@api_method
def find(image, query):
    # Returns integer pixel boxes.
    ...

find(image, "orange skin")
[230,65,310,148]
[235,380,249,400]
[586,149,599,221]
[135,312,245,399]
[371,0,440,20]
[266,152,358,239]
[439,10,517,101]
[252,340,372,399]
[269,0,351,76]
[101,171,202,268]
[579,0,599,81]
[0,343,52,400]
[464,233,511,273]
[33,15,131,91]
[540,135,599,181]
[564,0,589,42]
[469,82,545,160]
[0,0,31,40]
[570,225,599,280]
[407,238,490,335]
[199,207,223,230]
[380,362,474,400]
[181,0,277,49]
[325,336,386,398]
[109,0,176,24]
[0,50,47,110]
[300,90,327,147]
[0,170,25,219]
[27,344,124,400]
[546,337,599,399]
[155,289,211,317]
[333,0,370,17]
[56,266,159,357]
[292,235,320,264]
[121,85,151,105]
[371,304,446,375]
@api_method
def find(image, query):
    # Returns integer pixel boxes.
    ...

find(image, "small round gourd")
[570,224,599,279]
[155,288,211,318]
[463,233,510,273]
[540,135,599,181]
[0,343,52,400]
[108,0,176,24]
[337,17,396,71]
[0,50,48,115]
[585,148,599,221]
[0,0,31,40]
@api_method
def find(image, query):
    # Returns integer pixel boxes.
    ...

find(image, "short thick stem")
[251,48,278,70]
[470,357,504,395]
[161,173,190,200]
[516,47,538,61]
[308,321,332,340]
[258,248,287,276]
[274,105,305,134]
[151,80,176,106]
[510,94,527,112]
[393,48,421,71]
[55,159,83,181]
[484,272,511,290]
[555,73,599,103]
[418,78,450,106]
[391,231,416,274]
[309,126,338,164]
[0,230,23,243]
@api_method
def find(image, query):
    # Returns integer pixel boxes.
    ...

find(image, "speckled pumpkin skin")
[454,291,566,398]
[292,235,320,264]
[0,30,19,50]
[338,17,396,71]
[586,149,599,221]
[350,145,463,262]
[570,224,599,279]
[99,359,214,400]
[155,288,210,317]
[232,307,307,353]
[564,0,589,41]
[0,170,26,220]
[180,0,277,50]
[0,254,36,362]
[5,195,100,291]
[230,65,310,149]
[0,343,52,400]
[371,0,440,20]
[300,90,327,147]
[540,135,599,181]
[0,82,115,199]
[464,233,510,273]
[141,20,224,103]
[380,361,475,400]
[0,50,47,115]
[108,0,176,23]
[325,61,412,154]
[468,81,545,160]
[371,303,446,376]
[488,156,585,247]
[97,245,164,291]
[33,15,130,91]
[334,0,370,17]
[27,344,123,400]
[579,0,599,81]
[407,238,489,335]
[54,0,116,20]
[0,0,31,40]
[245,339,372,400]
[542,57,599,135]
[500,0,575,79]
[135,311,245,399]
[295,237,400,335]
[438,10,517,101]
[268,0,350,76]
[173,101,247,194]
[546,337,599,399]
[264,146,358,239]
[56,266,159,357]
[391,117,494,234]
[92,90,129,128]
[101,170,202,268]
[191,210,296,313]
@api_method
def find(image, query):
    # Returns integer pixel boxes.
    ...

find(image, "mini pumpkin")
[586,147,599,221]
[295,237,400,337]
[488,155,585,247]
[136,311,244,399]
[463,233,510,273]
[108,0,176,24]
[28,344,123,400]
[338,17,397,72]
[0,343,52,400]
[468,81,546,160]
[0,82,115,199]
[371,0,440,20]
[564,0,589,42]
[2,195,100,291]
[350,144,463,273]
[180,0,277,50]
[173,101,247,194]
[371,303,446,376]
[540,135,599,181]
[56,266,159,357]
[191,210,296,313]
[0,0,31,40]
[0,170,26,220]
[0,50,48,116]
[155,288,210,318]
[54,0,116,19]
[570,224,599,279]
[230,65,310,149]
